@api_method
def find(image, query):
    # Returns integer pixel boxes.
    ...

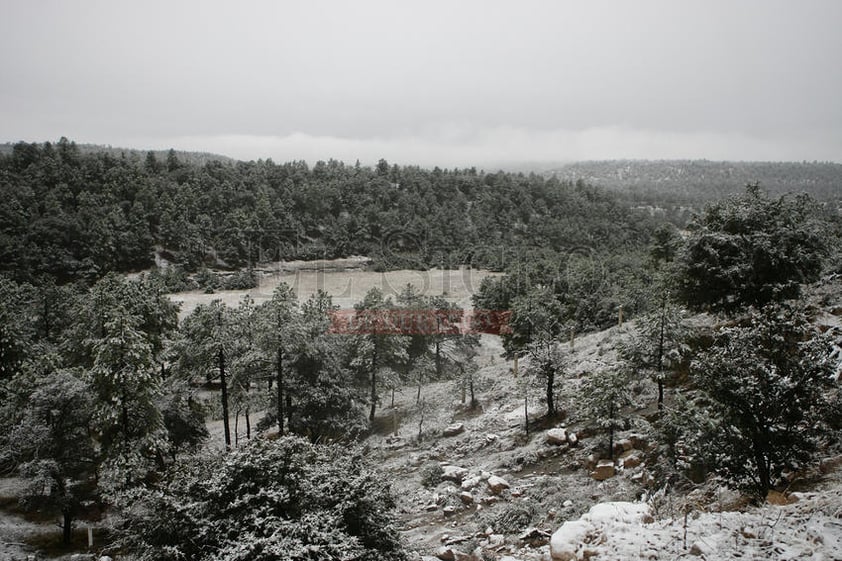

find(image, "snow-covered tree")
[685,304,840,498]
[121,437,408,561]
[1,370,96,545]
[619,293,688,409]
[580,366,635,460]
[676,184,826,314]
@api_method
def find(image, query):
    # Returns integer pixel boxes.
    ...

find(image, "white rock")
[546,428,568,445]
[591,459,615,481]
[549,520,591,560]
[461,476,481,490]
[443,423,465,437]
[442,465,468,482]
[487,475,510,494]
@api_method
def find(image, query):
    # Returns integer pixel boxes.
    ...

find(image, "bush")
[419,462,444,488]
[121,437,408,561]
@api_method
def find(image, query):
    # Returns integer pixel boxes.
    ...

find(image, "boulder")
[436,546,457,561]
[613,438,633,456]
[591,460,615,481]
[628,433,648,450]
[546,428,568,445]
[549,520,591,560]
[443,505,458,516]
[443,423,465,437]
[442,465,468,483]
[461,476,481,490]
[436,547,476,561]
[459,491,474,505]
[485,533,505,547]
[487,475,510,494]
[620,449,644,469]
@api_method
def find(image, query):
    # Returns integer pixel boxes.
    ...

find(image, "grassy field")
[169,266,501,318]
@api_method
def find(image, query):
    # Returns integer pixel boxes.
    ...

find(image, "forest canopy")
[0,139,655,284]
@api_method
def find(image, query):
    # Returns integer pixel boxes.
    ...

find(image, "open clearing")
[169,264,501,318]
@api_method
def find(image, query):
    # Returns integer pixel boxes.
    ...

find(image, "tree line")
[0,138,655,285]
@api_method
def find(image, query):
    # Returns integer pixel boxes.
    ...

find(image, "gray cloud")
[2,0,841,165]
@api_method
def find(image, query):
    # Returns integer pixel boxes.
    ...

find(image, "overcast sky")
[2,0,841,167]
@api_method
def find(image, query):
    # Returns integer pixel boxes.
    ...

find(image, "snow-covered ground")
[550,489,842,561]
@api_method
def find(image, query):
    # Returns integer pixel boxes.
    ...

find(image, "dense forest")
[0,139,654,285]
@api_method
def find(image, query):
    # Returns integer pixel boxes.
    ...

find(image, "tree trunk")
[219,347,231,448]
[656,299,667,410]
[245,405,251,440]
[234,408,240,447]
[62,509,72,545]
[369,347,378,421]
[276,346,284,434]
[608,402,615,460]
[469,373,477,409]
[435,340,442,378]
[546,364,555,418]
[752,439,771,498]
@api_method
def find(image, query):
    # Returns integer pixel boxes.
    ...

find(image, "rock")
[613,438,633,456]
[459,491,474,504]
[628,433,647,450]
[435,546,457,561]
[620,449,644,469]
[443,505,458,516]
[563,499,573,507]
[630,470,650,486]
[519,527,551,546]
[425,503,439,511]
[549,519,591,560]
[485,433,499,444]
[442,465,468,483]
[591,460,615,481]
[99,557,113,561]
[689,541,711,556]
[546,428,568,445]
[486,533,506,547]
[481,495,499,505]
[443,423,465,437]
[487,475,510,494]
[567,432,578,446]
[454,550,479,561]
[461,476,481,490]
[436,546,475,561]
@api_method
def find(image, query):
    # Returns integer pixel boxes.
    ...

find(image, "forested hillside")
[0,139,654,284]
[549,160,842,203]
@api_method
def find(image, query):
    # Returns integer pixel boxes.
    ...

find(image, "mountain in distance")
[545,159,842,203]
[0,141,235,167]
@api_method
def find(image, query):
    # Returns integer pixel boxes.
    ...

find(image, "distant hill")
[0,141,234,167]
[547,160,842,203]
